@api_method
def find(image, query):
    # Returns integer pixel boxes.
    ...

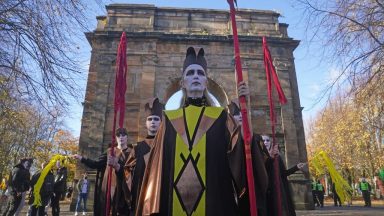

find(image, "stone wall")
[72,3,313,211]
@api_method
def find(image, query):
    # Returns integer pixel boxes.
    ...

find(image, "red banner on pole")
[263,36,287,216]
[106,32,127,215]
[227,1,258,216]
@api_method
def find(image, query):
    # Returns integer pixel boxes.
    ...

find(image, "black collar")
[184,96,207,107]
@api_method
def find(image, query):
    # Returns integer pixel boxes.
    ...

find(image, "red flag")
[263,37,287,105]
[106,32,127,215]
[227,1,258,216]
[263,36,287,216]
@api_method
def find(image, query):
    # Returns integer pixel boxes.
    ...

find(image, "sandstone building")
[73,3,313,211]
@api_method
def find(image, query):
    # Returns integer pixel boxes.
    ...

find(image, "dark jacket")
[266,155,300,216]
[81,148,130,216]
[54,167,67,194]
[230,134,269,216]
[29,170,55,206]
[9,164,30,194]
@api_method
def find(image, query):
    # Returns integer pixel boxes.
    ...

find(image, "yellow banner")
[33,154,69,207]
[311,151,353,203]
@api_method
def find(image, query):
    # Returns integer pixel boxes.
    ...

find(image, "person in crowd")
[75,172,90,216]
[359,177,371,207]
[3,157,33,216]
[0,177,7,213]
[74,128,132,216]
[0,178,6,195]
[331,181,341,207]
[262,135,306,215]
[124,97,164,215]
[66,185,74,199]
[51,158,68,216]
[316,180,325,208]
[29,162,55,216]
[312,180,320,207]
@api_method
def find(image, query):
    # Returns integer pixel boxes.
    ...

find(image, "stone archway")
[77,4,312,211]
[163,77,229,110]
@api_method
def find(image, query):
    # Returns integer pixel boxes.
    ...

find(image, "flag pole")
[105,32,127,215]
[263,36,287,216]
[227,1,258,216]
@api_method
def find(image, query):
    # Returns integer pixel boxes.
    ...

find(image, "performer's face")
[233,113,242,125]
[22,160,31,170]
[262,135,272,151]
[182,64,207,98]
[146,115,161,136]
[116,133,128,149]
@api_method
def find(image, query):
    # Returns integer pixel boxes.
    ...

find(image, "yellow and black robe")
[136,105,265,216]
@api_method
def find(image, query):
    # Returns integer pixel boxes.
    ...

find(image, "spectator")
[316,180,325,208]
[3,157,33,216]
[75,172,89,216]
[29,162,55,216]
[312,180,320,207]
[0,178,6,195]
[51,159,68,216]
[359,177,371,207]
[0,177,8,213]
[331,181,342,207]
[66,186,74,199]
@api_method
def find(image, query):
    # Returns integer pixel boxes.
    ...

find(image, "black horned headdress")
[144,97,164,120]
[182,47,207,73]
[228,99,241,116]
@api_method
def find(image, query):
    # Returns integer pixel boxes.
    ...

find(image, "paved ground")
[2,197,383,216]
[297,205,384,216]
[296,200,384,216]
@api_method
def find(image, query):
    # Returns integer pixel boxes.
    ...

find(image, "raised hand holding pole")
[227,1,258,216]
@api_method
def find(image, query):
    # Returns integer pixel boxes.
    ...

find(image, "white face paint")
[22,161,31,170]
[182,64,207,98]
[146,115,161,136]
[262,135,272,152]
[116,134,128,150]
[233,114,242,125]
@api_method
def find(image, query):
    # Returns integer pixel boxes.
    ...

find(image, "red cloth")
[263,36,287,216]
[106,32,127,215]
[112,32,128,144]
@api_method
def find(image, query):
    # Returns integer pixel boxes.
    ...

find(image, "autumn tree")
[307,90,383,183]
[31,129,78,181]
[0,0,107,185]
[0,81,78,180]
